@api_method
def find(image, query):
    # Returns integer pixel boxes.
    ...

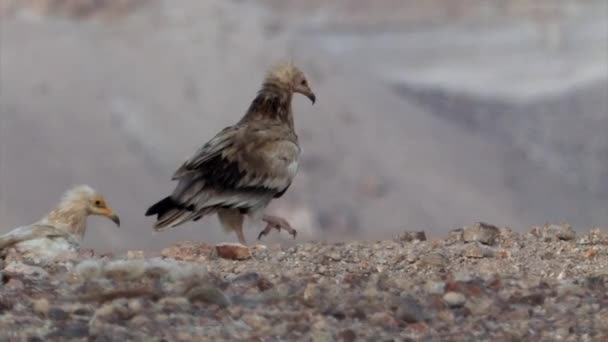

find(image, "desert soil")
[1,223,607,341]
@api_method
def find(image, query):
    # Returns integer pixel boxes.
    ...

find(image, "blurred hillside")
[0,0,606,252]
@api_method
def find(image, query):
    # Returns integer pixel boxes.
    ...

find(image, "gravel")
[1,223,607,340]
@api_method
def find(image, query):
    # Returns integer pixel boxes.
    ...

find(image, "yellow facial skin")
[89,195,120,227]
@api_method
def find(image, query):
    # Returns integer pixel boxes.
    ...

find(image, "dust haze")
[0,0,606,253]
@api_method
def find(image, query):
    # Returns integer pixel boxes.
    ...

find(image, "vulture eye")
[300,79,307,86]
[95,200,102,206]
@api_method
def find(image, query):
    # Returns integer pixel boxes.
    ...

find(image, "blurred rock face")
[0,0,606,252]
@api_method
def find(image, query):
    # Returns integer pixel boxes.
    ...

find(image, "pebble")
[215,243,251,260]
[465,296,493,315]
[3,262,49,279]
[462,243,497,258]
[463,222,500,246]
[425,281,446,295]
[185,285,231,308]
[48,307,69,320]
[443,292,466,307]
[396,295,427,323]
[126,250,145,259]
[418,253,448,268]
[547,224,576,241]
[339,329,356,342]
[31,298,50,316]
[303,283,321,305]
[396,231,427,242]
[532,224,577,241]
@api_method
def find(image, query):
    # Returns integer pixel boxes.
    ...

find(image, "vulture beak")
[102,208,120,227]
[110,214,121,227]
[306,92,316,105]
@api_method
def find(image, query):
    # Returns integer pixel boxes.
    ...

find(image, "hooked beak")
[110,214,121,227]
[306,92,316,105]
[103,209,120,227]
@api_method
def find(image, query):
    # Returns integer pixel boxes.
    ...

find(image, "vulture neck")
[37,201,89,241]
[241,78,294,129]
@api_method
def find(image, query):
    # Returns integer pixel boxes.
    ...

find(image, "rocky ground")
[1,223,607,341]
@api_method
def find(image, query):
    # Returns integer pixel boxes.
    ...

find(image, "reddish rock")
[215,243,252,260]
[407,322,429,335]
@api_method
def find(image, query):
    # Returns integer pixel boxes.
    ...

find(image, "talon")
[258,215,298,241]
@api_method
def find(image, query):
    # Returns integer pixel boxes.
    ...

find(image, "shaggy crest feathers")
[264,61,299,85]
[59,184,97,205]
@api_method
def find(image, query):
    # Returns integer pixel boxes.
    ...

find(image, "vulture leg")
[258,214,297,240]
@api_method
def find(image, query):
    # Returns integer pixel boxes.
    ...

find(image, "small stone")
[338,329,356,342]
[4,277,24,290]
[437,309,455,323]
[215,243,252,260]
[463,222,500,246]
[251,245,268,252]
[448,228,464,243]
[32,298,50,316]
[329,252,341,261]
[443,291,466,307]
[303,283,321,306]
[587,228,607,244]
[369,311,398,329]
[242,314,270,332]
[78,249,95,258]
[48,307,70,320]
[396,295,427,323]
[72,306,93,316]
[406,322,429,335]
[404,253,418,264]
[533,224,577,241]
[129,315,149,326]
[126,250,145,259]
[307,330,334,342]
[453,271,474,283]
[158,297,190,312]
[60,321,89,338]
[465,296,493,315]
[510,289,545,306]
[186,285,231,308]
[425,281,446,295]
[462,242,497,258]
[548,224,576,241]
[396,231,427,242]
[584,247,599,259]
[3,262,49,279]
[418,253,447,268]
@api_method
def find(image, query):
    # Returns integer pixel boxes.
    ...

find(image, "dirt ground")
[1,223,607,340]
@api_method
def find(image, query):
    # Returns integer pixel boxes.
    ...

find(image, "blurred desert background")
[0,0,606,253]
